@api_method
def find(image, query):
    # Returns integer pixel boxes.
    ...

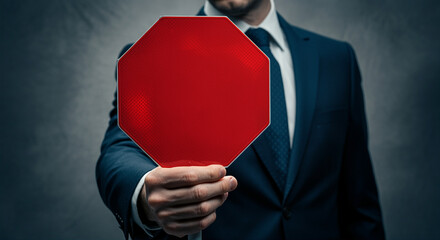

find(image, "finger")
[163,212,217,237]
[159,176,237,206]
[157,193,228,221]
[147,165,226,189]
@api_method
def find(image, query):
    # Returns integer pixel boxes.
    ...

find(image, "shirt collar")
[204,0,286,51]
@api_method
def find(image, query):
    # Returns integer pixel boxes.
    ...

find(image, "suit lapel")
[197,7,205,16]
[278,15,319,202]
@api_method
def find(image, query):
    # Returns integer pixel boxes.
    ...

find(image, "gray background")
[1,0,439,239]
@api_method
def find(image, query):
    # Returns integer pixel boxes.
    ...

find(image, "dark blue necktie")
[246,28,290,190]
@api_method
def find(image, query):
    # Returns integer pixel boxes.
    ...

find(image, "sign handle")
[188,231,202,240]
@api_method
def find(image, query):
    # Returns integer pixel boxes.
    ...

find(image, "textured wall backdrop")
[1,0,439,239]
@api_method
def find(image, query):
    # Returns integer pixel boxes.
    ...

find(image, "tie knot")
[246,28,271,47]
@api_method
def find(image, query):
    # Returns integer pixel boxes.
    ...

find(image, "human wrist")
[137,184,158,225]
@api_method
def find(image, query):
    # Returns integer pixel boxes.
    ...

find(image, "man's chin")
[209,0,262,17]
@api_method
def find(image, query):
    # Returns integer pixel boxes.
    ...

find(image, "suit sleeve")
[96,44,161,239]
[338,43,386,239]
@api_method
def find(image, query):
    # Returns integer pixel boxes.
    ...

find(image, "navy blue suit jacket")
[96,12,385,240]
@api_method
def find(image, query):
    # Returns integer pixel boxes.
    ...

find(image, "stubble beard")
[208,0,265,18]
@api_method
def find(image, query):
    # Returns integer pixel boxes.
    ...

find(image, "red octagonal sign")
[118,17,269,167]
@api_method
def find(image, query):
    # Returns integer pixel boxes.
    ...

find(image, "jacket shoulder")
[288,23,354,65]
[118,43,134,58]
[290,23,348,48]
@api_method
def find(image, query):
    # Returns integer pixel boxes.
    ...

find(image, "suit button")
[282,207,292,219]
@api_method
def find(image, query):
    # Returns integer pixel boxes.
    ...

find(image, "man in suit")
[96,0,385,239]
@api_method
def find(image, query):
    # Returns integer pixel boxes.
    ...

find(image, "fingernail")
[229,177,236,189]
[219,168,225,177]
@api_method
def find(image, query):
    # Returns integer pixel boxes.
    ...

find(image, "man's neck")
[238,0,271,26]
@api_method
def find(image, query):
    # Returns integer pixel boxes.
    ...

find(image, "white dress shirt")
[131,0,296,236]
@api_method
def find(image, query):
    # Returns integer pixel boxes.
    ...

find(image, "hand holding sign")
[118,17,269,238]
[137,165,237,237]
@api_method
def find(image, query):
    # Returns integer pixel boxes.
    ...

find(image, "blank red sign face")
[118,17,269,167]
